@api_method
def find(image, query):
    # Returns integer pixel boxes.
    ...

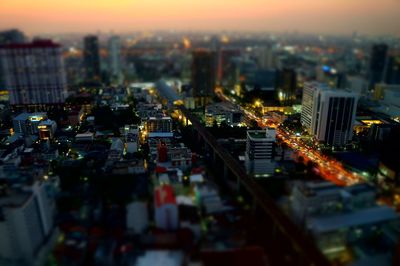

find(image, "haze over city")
[1,0,400,36]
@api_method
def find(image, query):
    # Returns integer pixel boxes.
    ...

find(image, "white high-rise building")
[108,36,123,84]
[312,89,358,147]
[0,40,67,105]
[301,82,324,132]
[301,82,358,147]
[0,181,55,263]
[245,129,276,177]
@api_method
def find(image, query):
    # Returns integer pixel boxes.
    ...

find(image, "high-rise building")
[0,181,55,263]
[0,40,67,105]
[311,88,358,147]
[13,112,47,135]
[83,35,101,81]
[301,82,321,132]
[0,29,26,45]
[369,44,388,88]
[191,49,216,107]
[257,45,275,69]
[0,29,26,91]
[108,35,123,84]
[384,54,400,85]
[218,49,240,86]
[301,82,358,146]
[276,68,297,105]
[245,129,276,177]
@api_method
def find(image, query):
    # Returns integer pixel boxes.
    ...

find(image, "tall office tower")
[301,81,321,132]
[311,89,358,147]
[191,49,217,107]
[257,45,275,69]
[0,181,55,263]
[83,35,101,81]
[0,29,26,45]
[0,29,26,93]
[369,44,388,88]
[245,129,276,177]
[0,40,67,106]
[276,68,297,105]
[108,35,123,84]
[384,53,400,85]
[218,49,240,86]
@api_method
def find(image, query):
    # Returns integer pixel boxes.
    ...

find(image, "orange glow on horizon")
[0,0,399,36]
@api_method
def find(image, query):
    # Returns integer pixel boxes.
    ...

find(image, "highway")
[215,89,363,186]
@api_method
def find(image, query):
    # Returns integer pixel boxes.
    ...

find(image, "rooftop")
[307,205,398,234]
[0,39,60,49]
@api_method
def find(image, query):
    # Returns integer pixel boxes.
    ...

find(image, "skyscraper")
[384,54,400,85]
[0,29,26,91]
[0,40,67,105]
[83,35,101,81]
[108,35,123,84]
[276,68,297,105]
[311,88,358,147]
[301,81,321,132]
[301,82,358,146]
[0,181,55,263]
[245,129,276,177]
[191,49,217,107]
[218,49,240,86]
[369,44,388,88]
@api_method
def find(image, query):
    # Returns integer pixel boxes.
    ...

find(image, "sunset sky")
[0,0,399,36]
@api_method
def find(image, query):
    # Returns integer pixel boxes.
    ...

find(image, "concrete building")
[311,88,358,147]
[290,181,399,264]
[146,116,173,133]
[0,40,67,105]
[126,201,149,234]
[108,35,123,84]
[13,112,47,135]
[38,119,57,140]
[124,124,139,154]
[154,185,179,231]
[0,181,55,264]
[83,35,101,81]
[276,68,297,105]
[191,49,217,107]
[301,82,358,147]
[369,44,388,88]
[301,81,321,132]
[245,129,276,177]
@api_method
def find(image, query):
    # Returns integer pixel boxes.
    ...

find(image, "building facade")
[108,35,123,84]
[0,40,67,105]
[311,89,358,147]
[245,129,276,177]
[191,49,217,107]
[83,35,101,81]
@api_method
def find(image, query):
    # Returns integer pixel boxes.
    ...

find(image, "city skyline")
[1,0,400,36]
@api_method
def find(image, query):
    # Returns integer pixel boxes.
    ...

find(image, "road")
[215,89,363,186]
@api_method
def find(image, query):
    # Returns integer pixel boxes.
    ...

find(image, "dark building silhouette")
[369,44,388,88]
[218,49,240,86]
[385,54,400,85]
[0,29,26,90]
[276,68,297,105]
[0,29,26,45]
[191,49,216,107]
[83,35,101,81]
